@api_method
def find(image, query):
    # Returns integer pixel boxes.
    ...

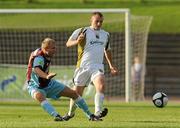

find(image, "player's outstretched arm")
[34,67,56,79]
[104,50,119,75]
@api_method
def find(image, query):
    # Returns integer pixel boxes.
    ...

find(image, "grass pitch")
[0,100,180,128]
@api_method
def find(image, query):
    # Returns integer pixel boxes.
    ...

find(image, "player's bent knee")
[69,90,79,100]
[95,84,105,93]
[60,87,78,99]
[33,91,45,102]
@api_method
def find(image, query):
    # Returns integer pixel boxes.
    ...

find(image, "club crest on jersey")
[96,34,99,39]
[38,60,43,66]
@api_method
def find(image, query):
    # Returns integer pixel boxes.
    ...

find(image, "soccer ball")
[152,92,168,108]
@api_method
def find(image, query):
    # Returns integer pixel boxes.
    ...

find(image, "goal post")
[0,9,152,102]
[125,10,131,102]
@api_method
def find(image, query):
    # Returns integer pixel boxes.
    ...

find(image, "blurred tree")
[81,0,92,4]
[140,0,147,3]
[27,0,37,3]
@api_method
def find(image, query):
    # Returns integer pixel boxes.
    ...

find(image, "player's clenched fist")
[77,33,85,44]
[110,66,119,76]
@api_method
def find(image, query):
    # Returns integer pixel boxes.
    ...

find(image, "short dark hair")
[92,12,103,17]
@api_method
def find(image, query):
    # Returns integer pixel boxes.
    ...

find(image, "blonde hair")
[41,38,55,49]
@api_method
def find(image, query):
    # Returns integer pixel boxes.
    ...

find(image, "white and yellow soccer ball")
[152,92,168,108]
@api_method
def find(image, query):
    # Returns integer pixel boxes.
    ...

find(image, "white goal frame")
[0,9,132,102]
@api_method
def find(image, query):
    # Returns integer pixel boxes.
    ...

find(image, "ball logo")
[155,100,162,107]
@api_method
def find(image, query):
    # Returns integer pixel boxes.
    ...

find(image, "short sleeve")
[33,56,44,68]
[69,28,83,40]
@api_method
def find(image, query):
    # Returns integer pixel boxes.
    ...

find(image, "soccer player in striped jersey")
[27,38,101,121]
[63,12,118,121]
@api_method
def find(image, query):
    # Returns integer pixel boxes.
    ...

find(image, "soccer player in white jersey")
[63,12,118,121]
[27,38,101,121]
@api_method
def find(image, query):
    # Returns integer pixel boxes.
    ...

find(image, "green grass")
[0,0,180,33]
[0,101,180,128]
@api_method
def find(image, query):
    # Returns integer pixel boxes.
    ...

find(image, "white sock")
[68,99,77,116]
[94,92,104,115]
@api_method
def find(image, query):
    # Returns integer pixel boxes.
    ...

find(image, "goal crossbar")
[0,9,130,14]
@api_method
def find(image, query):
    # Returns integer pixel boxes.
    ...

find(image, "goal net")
[0,9,152,102]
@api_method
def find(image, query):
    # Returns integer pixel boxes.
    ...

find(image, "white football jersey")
[69,26,111,68]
